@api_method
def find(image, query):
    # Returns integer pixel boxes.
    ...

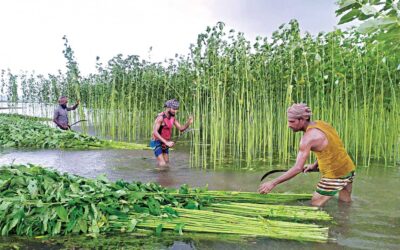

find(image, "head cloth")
[58,96,67,104]
[164,99,179,109]
[287,103,312,120]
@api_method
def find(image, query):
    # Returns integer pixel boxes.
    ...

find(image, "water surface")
[0,147,398,249]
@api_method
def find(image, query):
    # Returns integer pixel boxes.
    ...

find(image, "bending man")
[258,103,355,207]
[53,96,79,130]
[150,99,193,167]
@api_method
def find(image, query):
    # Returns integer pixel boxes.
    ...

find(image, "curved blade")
[260,169,287,182]
[260,167,319,182]
[70,119,88,127]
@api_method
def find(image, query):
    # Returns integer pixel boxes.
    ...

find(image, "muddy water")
[0,146,399,250]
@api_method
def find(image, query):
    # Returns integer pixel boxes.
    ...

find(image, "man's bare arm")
[53,110,64,128]
[67,103,78,111]
[258,130,321,194]
[304,160,319,173]
[153,116,169,144]
[174,116,193,132]
[270,140,312,186]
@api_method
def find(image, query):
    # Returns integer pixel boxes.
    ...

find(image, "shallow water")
[0,146,399,250]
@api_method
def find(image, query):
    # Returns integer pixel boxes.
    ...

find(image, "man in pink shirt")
[150,99,193,167]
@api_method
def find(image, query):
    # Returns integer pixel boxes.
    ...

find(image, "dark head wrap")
[164,99,179,109]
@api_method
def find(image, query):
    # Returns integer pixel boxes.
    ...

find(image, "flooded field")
[1,146,399,249]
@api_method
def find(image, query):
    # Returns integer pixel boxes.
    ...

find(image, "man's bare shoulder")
[302,128,326,145]
[154,113,164,123]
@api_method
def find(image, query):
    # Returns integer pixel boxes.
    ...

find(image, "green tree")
[336,0,400,51]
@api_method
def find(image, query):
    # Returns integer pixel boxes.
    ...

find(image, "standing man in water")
[150,99,193,168]
[258,103,355,206]
[53,96,80,130]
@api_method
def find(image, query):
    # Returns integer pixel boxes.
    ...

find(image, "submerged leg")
[163,153,169,164]
[311,192,333,207]
[338,183,353,203]
[156,154,167,167]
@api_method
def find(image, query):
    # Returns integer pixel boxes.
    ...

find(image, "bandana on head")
[58,96,67,105]
[287,103,312,120]
[164,99,179,109]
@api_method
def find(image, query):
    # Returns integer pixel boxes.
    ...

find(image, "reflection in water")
[154,167,176,187]
[327,200,353,245]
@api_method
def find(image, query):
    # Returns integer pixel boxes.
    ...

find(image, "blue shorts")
[150,140,169,157]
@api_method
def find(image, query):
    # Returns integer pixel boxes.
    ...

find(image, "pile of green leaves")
[1,113,53,122]
[0,164,333,242]
[0,114,147,149]
[0,164,211,236]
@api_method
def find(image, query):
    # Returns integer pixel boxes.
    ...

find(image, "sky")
[0,0,346,75]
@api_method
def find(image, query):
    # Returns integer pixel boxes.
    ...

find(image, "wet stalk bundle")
[0,114,147,150]
[171,189,313,204]
[205,203,332,222]
[135,208,329,243]
[0,164,331,242]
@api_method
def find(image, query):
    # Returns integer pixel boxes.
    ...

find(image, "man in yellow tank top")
[258,103,355,206]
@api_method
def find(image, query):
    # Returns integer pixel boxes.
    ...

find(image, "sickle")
[260,169,288,182]
[260,168,319,182]
[70,119,87,127]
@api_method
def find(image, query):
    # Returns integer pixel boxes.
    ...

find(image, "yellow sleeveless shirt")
[306,121,355,178]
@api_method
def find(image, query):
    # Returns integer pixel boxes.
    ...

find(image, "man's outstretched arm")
[67,100,80,111]
[258,137,312,194]
[174,116,193,132]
